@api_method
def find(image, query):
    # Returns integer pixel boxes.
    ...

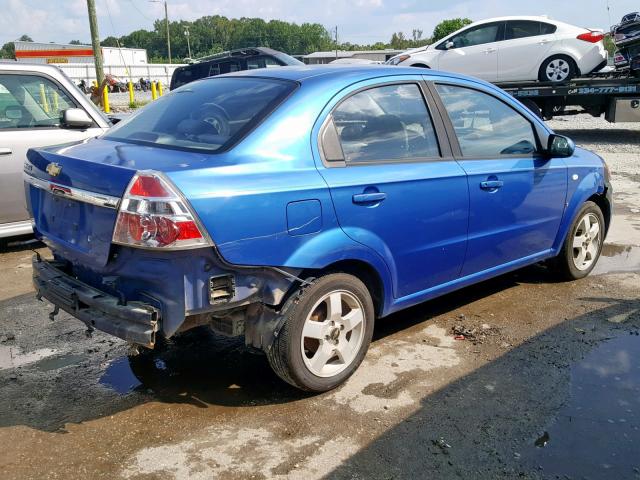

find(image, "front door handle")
[352,192,387,204]
[484,47,497,54]
[0,147,12,155]
[480,180,504,190]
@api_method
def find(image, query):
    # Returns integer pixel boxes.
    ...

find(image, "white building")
[302,49,403,65]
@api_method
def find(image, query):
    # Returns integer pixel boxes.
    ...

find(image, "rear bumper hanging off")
[32,256,159,347]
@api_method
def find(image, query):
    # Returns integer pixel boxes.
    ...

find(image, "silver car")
[0,62,110,245]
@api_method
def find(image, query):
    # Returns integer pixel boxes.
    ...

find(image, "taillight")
[577,31,604,43]
[113,171,212,249]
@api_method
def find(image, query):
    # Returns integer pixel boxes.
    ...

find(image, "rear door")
[0,72,103,225]
[436,22,503,82]
[432,82,567,276]
[317,79,469,298]
[498,20,557,81]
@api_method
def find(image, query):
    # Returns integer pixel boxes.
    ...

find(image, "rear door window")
[505,21,557,39]
[435,84,538,157]
[331,83,440,164]
[104,77,296,152]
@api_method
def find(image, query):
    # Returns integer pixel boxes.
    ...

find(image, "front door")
[433,82,567,276]
[0,73,104,225]
[436,22,503,82]
[317,80,469,298]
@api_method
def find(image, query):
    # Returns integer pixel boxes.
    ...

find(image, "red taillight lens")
[577,31,604,43]
[112,171,212,250]
[128,175,173,197]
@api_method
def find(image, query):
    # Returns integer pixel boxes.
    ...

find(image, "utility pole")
[164,1,171,63]
[184,25,191,59]
[150,0,171,63]
[334,26,338,60]
[86,0,104,84]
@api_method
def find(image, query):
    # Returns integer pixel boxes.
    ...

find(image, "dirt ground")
[0,115,638,480]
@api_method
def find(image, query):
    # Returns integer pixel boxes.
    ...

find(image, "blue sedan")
[25,66,611,391]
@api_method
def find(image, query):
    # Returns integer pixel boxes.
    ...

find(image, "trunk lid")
[25,138,213,268]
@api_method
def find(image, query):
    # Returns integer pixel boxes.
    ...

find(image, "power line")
[127,0,153,21]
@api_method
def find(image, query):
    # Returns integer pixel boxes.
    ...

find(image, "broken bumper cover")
[32,256,159,347]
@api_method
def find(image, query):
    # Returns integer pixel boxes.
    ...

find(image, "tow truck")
[498,73,640,122]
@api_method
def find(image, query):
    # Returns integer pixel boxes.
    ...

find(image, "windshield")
[104,77,296,152]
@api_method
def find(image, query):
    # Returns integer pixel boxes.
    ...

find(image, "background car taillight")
[112,171,212,249]
[577,31,605,43]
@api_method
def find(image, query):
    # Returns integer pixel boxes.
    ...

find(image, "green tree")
[18,34,33,42]
[432,18,472,43]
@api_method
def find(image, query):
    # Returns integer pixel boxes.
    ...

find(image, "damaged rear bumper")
[32,255,159,347]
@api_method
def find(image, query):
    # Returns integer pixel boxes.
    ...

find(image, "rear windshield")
[104,77,296,152]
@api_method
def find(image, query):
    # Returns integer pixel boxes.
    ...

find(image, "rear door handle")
[352,192,387,204]
[480,180,504,190]
[539,39,550,44]
[0,147,12,155]
[484,48,497,53]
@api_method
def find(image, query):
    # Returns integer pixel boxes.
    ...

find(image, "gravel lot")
[0,114,638,480]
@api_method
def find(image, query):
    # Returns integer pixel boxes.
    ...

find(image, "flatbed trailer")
[497,75,640,122]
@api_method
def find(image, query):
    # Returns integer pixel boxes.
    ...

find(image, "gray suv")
[0,62,110,245]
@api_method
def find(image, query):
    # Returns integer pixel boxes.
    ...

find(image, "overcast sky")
[0,0,637,46]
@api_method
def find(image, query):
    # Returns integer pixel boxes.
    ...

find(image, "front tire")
[538,55,577,83]
[266,273,375,392]
[551,201,604,280]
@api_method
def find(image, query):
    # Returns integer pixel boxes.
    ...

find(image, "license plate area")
[30,186,118,267]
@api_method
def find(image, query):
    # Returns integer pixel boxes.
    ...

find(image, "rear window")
[104,77,296,152]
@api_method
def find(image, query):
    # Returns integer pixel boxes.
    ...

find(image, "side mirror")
[445,41,455,50]
[547,134,575,158]
[61,108,93,129]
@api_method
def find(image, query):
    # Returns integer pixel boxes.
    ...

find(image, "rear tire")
[266,273,374,392]
[538,55,577,83]
[550,201,604,280]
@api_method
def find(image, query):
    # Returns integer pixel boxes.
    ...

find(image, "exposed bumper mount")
[32,256,159,347]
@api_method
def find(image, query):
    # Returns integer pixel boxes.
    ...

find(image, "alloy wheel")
[300,290,366,378]
[572,212,601,271]
[545,59,571,82]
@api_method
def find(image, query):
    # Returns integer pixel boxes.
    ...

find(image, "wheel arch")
[409,63,431,68]
[539,52,581,79]
[301,259,387,318]
[552,173,608,252]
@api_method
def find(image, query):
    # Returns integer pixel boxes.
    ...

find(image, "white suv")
[387,16,607,83]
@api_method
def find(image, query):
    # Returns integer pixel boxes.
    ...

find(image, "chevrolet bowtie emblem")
[46,162,62,177]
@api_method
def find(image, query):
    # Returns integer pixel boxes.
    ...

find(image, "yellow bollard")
[157,82,164,96]
[39,83,49,113]
[52,90,59,112]
[151,81,158,100]
[102,86,110,114]
[128,81,134,106]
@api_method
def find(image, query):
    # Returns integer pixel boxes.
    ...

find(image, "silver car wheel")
[300,290,366,378]
[546,59,571,82]
[572,212,601,271]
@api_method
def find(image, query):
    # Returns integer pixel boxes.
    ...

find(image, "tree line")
[0,16,474,62]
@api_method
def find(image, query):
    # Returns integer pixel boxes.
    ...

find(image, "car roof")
[0,61,68,75]
[469,15,560,25]
[218,64,477,84]
[190,47,286,64]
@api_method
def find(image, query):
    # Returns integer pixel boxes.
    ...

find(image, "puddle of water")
[35,353,86,372]
[593,244,640,275]
[526,334,640,478]
[99,357,142,394]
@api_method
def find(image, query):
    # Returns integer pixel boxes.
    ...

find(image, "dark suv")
[170,47,304,89]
